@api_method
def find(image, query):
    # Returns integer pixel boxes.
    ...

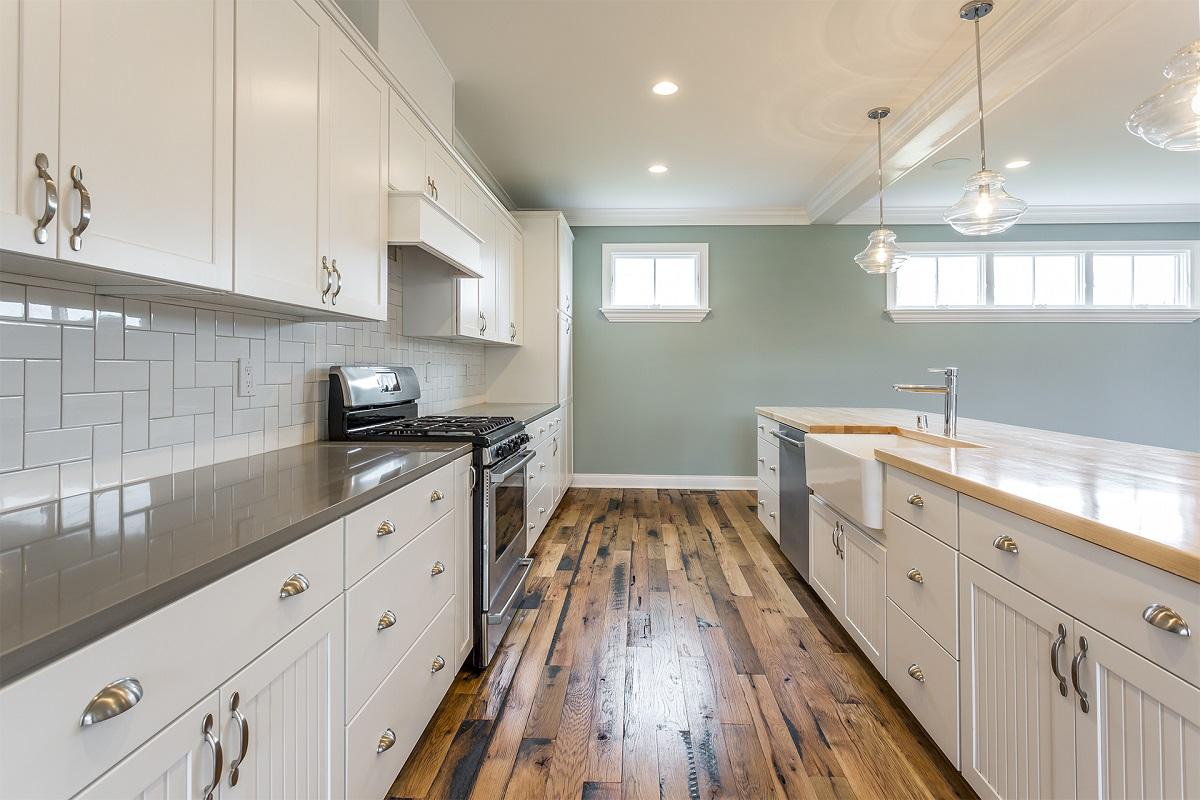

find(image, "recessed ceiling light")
[648,164,668,174]
[1005,159,1031,169]
[652,81,678,96]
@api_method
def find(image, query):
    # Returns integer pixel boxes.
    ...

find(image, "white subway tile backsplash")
[0,283,25,319]
[0,465,60,511]
[95,296,125,359]
[122,446,172,482]
[59,459,92,498]
[62,392,122,426]
[214,386,233,436]
[122,391,149,452]
[173,334,195,388]
[92,423,122,489]
[174,387,214,415]
[215,311,234,336]
[26,287,95,325]
[149,415,194,447]
[195,309,215,360]
[23,359,60,431]
[212,434,247,462]
[232,407,263,435]
[193,413,214,467]
[213,336,249,361]
[123,298,150,329]
[1,397,23,471]
[95,360,149,392]
[0,360,23,395]
[150,303,196,334]
[234,314,264,339]
[125,329,173,360]
[62,326,95,393]
[24,427,91,468]
[149,360,173,418]
[0,321,60,359]
[195,361,233,387]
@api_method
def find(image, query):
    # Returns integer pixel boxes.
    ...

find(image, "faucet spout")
[893,367,958,437]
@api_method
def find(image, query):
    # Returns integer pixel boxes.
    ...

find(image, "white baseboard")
[571,474,757,490]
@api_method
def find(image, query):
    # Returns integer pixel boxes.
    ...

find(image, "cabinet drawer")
[0,521,343,800]
[528,415,554,448]
[885,467,958,547]
[526,436,553,492]
[756,436,780,494]
[344,461,454,586]
[527,482,551,551]
[346,598,456,800]
[886,600,959,768]
[345,511,456,719]
[755,415,780,442]
[885,513,958,657]
[960,495,1199,687]
[757,483,780,542]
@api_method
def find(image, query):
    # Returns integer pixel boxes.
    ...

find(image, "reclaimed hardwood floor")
[388,489,976,800]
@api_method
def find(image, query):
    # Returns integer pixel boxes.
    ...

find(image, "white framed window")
[601,242,710,322]
[886,241,1200,322]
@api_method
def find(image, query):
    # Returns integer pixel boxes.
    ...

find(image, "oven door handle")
[490,450,535,483]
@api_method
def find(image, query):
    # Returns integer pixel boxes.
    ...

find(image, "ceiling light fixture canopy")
[1127,39,1200,151]
[854,106,909,274]
[943,1,1027,236]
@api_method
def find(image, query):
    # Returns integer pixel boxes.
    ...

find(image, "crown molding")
[838,204,1200,226]
[560,207,810,227]
[806,0,1130,224]
[453,128,517,212]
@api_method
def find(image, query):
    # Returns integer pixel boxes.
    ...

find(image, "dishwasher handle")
[770,430,805,449]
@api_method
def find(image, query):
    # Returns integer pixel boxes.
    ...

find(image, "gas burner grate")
[377,415,517,436]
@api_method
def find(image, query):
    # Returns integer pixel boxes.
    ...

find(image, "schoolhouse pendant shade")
[854,106,908,274]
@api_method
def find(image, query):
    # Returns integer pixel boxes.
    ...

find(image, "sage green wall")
[571,223,1200,476]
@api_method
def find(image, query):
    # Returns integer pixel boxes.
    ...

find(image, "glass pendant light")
[854,107,909,274]
[943,1,1027,236]
[1127,39,1200,151]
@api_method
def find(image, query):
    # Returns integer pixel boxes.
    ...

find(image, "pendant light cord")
[973,18,988,170]
[876,116,884,228]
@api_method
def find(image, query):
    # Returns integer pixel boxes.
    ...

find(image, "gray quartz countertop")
[0,440,470,686]
[448,401,560,426]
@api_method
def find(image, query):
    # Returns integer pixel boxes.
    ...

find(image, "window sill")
[886,307,1200,323]
[600,307,711,322]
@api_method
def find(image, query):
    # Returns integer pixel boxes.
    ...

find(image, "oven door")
[478,448,535,666]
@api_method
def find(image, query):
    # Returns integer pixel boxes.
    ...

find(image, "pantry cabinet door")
[75,693,221,800]
[959,558,1077,800]
[1073,621,1200,800]
[56,0,233,289]
[233,0,328,310]
[221,597,346,800]
[0,0,59,258]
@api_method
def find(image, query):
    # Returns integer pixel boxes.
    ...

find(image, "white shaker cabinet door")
[56,0,233,289]
[959,558,1077,800]
[557,312,572,403]
[455,182,483,338]
[809,500,844,620]
[325,26,387,320]
[1073,621,1200,800]
[233,0,327,310]
[75,692,222,800]
[455,454,475,666]
[388,90,427,193]
[220,597,346,800]
[476,201,498,340]
[0,0,59,258]
[557,214,573,316]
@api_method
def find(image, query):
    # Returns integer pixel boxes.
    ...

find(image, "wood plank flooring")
[388,489,976,800]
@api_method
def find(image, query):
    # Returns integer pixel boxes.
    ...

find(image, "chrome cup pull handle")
[1070,635,1090,714]
[430,489,445,502]
[907,664,925,683]
[992,534,1019,554]
[1050,623,1069,698]
[201,712,222,800]
[906,568,924,584]
[377,519,396,537]
[33,153,58,244]
[430,560,446,576]
[431,655,446,673]
[68,165,91,251]
[377,610,397,631]
[80,677,143,726]
[320,256,332,303]
[1142,604,1191,637]
[377,728,397,754]
[906,493,924,507]
[279,573,309,598]
[330,259,342,304]
[228,691,250,786]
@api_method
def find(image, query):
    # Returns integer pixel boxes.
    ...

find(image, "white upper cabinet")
[325,25,388,319]
[1,0,233,290]
[388,90,427,193]
[558,214,574,316]
[477,201,498,339]
[558,312,572,402]
[426,139,460,218]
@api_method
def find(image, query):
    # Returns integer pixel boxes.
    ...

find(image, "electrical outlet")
[237,358,256,397]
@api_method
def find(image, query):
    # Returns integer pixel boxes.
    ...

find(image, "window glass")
[1034,255,1080,305]
[1133,255,1179,305]
[611,256,654,306]
[654,257,699,305]
[1093,255,1133,305]
[937,256,981,305]
[895,257,935,307]
[993,255,1034,305]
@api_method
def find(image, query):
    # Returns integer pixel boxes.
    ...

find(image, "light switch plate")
[237,358,255,397]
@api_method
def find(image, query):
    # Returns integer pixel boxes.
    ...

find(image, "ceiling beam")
[806,0,1134,224]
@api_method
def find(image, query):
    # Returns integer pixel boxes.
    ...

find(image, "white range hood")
[387,191,483,278]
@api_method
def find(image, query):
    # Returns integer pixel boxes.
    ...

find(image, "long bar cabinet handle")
[330,259,342,305]
[68,165,91,251]
[321,256,333,303]
[201,712,222,800]
[33,153,58,244]
[228,691,250,786]
[80,677,143,726]
[1050,623,1069,698]
[1142,603,1190,637]
[1070,635,1090,714]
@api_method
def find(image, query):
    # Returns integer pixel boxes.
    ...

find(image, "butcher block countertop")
[756,407,1200,583]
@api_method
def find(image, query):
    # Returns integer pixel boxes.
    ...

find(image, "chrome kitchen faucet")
[894,367,959,437]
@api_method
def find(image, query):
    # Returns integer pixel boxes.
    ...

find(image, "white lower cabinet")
[809,499,845,619]
[887,600,959,768]
[455,454,475,666]
[221,597,346,800]
[76,692,223,800]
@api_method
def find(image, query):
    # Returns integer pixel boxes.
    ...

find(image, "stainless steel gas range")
[327,366,533,668]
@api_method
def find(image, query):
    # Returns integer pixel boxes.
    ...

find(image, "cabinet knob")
[759,500,765,507]
[430,560,446,576]
[906,493,924,507]
[538,507,546,514]
[431,655,446,673]
[377,519,397,537]
[80,677,143,726]
[757,457,765,463]
[992,534,1019,554]
[906,568,924,584]
[1142,604,1191,637]
[378,728,397,754]
[377,610,398,631]
[430,489,445,502]
[768,465,777,472]
[529,523,535,530]
[768,511,776,519]
[279,573,309,598]
[33,153,57,245]
[907,664,925,683]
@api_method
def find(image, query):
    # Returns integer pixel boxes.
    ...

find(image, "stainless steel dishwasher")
[771,424,810,581]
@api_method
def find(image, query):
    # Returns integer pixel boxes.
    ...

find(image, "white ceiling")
[409,0,1200,220]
